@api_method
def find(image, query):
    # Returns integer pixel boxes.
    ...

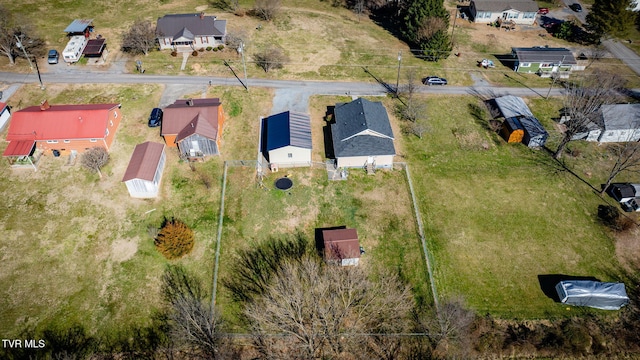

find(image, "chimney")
[199,12,205,19]
[40,100,50,111]
[187,98,194,106]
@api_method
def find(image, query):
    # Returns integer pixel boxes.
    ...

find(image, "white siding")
[341,258,360,266]
[598,129,640,143]
[269,146,311,167]
[125,179,159,198]
[336,155,394,168]
[0,106,11,132]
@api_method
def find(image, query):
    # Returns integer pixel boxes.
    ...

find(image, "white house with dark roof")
[511,47,578,77]
[262,111,312,168]
[331,98,395,169]
[573,104,640,143]
[156,13,227,50]
[122,142,166,198]
[470,0,538,24]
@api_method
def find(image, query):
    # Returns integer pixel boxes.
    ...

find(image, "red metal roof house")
[3,100,122,164]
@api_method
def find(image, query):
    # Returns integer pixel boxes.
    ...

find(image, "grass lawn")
[403,94,623,318]
[0,83,271,339]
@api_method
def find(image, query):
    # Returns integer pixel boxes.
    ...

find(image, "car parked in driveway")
[537,7,549,15]
[569,3,582,12]
[148,108,163,127]
[423,76,448,86]
[47,49,59,64]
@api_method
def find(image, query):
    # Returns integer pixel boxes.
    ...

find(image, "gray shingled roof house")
[511,47,578,76]
[156,13,227,50]
[262,111,312,168]
[331,98,395,169]
[572,104,640,143]
[470,0,538,25]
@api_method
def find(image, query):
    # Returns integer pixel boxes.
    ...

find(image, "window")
[105,128,109,136]
[110,120,113,127]
[520,62,531,67]
[288,153,293,158]
[90,139,97,143]
[541,63,552,68]
[63,140,70,144]
[114,112,118,118]
[523,12,535,19]
[508,13,518,19]
[47,140,58,144]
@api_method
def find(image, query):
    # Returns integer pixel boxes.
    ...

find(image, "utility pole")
[396,51,402,95]
[15,34,44,90]
[238,41,248,91]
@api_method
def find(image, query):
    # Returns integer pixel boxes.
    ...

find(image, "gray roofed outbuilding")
[512,47,577,65]
[264,111,312,151]
[601,104,640,131]
[64,19,93,33]
[331,98,395,157]
[472,0,538,12]
[487,95,534,119]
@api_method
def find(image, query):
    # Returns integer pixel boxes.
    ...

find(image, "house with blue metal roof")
[262,111,312,168]
[331,98,395,169]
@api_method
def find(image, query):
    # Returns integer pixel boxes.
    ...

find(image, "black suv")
[148,108,163,127]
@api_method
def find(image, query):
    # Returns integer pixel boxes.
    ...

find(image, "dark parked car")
[148,108,163,127]
[47,49,59,64]
[423,76,448,86]
[569,3,582,12]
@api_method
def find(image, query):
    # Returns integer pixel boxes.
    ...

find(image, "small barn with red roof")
[322,228,361,266]
[3,100,121,162]
[161,98,224,159]
[122,142,166,198]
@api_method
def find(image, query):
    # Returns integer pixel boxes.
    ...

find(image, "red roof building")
[122,142,166,198]
[3,100,121,158]
[161,98,225,159]
[322,228,361,266]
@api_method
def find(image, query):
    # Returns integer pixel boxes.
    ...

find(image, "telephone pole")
[15,34,44,89]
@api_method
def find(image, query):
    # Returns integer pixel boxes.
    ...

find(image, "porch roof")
[3,140,35,157]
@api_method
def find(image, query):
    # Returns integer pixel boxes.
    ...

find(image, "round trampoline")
[275,177,293,191]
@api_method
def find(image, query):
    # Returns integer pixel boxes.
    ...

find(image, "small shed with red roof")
[122,142,166,198]
[322,228,361,266]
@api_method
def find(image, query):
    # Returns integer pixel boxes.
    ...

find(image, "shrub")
[81,147,109,178]
[217,45,224,51]
[198,47,205,52]
[213,47,218,52]
[155,218,195,259]
[206,46,213,51]
[597,205,635,232]
[171,51,177,57]
[192,50,198,56]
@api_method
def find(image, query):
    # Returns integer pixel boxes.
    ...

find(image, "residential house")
[122,142,166,198]
[262,111,312,169]
[0,102,10,131]
[487,95,548,147]
[470,0,538,25]
[331,98,395,169]
[322,228,361,266]
[161,98,225,159]
[3,100,121,163]
[511,47,578,77]
[571,104,640,143]
[156,13,227,50]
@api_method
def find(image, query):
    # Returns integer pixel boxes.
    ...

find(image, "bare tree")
[254,0,281,21]
[121,19,157,55]
[583,45,607,70]
[554,72,625,159]
[0,7,44,64]
[601,141,640,194]
[225,30,247,52]
[244,255,414,359]
[80,147,109,178]
[254,45,288,72]
[417,297,476,359]
[397,70,430,138]
[162,265,227,358]
[353,0,366,21]
[0,5,18,65]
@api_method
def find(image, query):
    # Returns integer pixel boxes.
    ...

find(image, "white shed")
[122,142,166,198]
[0,102,10,131]
[263,111,312,168]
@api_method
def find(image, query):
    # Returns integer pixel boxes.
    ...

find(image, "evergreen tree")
[400,0,451,61]
[586,0,636,38]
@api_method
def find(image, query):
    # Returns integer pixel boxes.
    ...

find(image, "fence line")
[396,162,440,313]
[210,161,228,313]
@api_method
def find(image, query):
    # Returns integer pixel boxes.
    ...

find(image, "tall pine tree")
[586,0,637,38]
[400,0,451,61]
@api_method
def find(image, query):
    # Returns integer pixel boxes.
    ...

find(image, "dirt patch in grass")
[110,239,139,262]
[614,225,640,271]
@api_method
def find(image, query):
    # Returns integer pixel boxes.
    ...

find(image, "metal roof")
[156,13,226,39]
[265,111,312,151]
[331,98,395,157]
[601,104,640,131]
[472,0,538,12]
[83,38,106,55]
[161,98,222,141]
[491,95,534,119]
[322,228,360,260]
[512,47,577,65]
[122,142,165,182]
[2,140,35,157]
[64,19,93,33]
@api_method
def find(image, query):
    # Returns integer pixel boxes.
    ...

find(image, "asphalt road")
[0,70,568,99]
